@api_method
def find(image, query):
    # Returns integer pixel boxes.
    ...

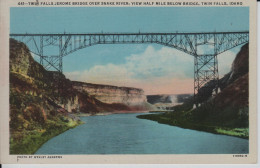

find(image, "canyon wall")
[72,82,154,111]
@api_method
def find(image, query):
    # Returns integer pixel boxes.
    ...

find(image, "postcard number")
[233,154,248,157]
[18,2,25,5]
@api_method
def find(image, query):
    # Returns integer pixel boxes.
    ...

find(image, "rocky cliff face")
[10,38,153,115]
[219,44,249,90]
[191,43,249,128]
[197,44,249,103]
[72,82,155,111]
[72,82,146,105]
[212,44,249,109]
[10,39,83,154]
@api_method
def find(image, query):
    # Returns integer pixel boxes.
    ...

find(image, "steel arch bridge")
[10,31,249,104]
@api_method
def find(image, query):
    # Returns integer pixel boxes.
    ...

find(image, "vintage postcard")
[0,0,258,164]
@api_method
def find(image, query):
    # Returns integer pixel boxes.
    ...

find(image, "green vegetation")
[215,128,248,138]
[137,97,249,139]
[10,118,83,154]
[9,72,83,154]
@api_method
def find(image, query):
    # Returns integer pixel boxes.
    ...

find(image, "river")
[35,113,248,154]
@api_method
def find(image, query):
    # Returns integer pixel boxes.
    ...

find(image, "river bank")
[10,117,83,154]
[35,113,248,154]
[137,111,249,139]
[77,111,149,117]
[11,111,151,154]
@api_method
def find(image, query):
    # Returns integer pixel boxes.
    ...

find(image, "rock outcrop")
[197,44,249,103]
[219,44,249,90]
[10,39,83,154]
[72,81,155,111]
[191,43,249,127]
[9,39,141,115]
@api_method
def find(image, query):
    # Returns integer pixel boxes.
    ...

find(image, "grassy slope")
[137,92,249,139]
[10,113,82,154]
[137,108,248,139]
[10,72,84,154]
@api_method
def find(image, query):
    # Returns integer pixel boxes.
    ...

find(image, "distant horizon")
[71,79,193,96]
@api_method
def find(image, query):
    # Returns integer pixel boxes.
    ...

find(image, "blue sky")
[10,7,249,94]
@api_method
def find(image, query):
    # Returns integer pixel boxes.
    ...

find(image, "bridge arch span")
[10,32,249,104]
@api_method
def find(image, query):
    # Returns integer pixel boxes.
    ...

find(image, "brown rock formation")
[72,81,155,111]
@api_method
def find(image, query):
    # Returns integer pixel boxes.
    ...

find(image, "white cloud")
[65,45,240,94]
[125,46,194,79]
[66,46,193,79]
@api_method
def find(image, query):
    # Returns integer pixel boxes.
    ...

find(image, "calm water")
[36,113,248,154]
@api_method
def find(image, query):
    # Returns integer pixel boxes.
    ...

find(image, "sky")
[10,7,249,95]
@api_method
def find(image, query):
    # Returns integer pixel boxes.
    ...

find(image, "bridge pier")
[194,54,219,105]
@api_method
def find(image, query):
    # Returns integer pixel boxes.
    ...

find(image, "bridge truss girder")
[10,32,249,104]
